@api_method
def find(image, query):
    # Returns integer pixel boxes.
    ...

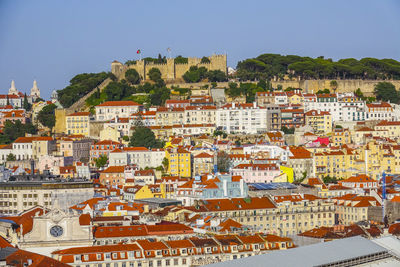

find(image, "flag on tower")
[136,49,141,54]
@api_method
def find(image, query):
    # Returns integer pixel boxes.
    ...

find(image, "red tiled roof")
[97,101,141,107]
[7,249,70,267]
[194,152,213,158]
[101,166,125,173]
[67,112,90,116]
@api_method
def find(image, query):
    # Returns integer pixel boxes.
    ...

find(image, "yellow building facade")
[305,110,332,134]
[166,147,192,177]
[66,112,90,136]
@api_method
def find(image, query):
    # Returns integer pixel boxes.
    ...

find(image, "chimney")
[232,102,235,108]
[253,102,257,108]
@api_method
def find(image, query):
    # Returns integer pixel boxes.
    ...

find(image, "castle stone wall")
[271,79,400,96]
[112,54,227,82]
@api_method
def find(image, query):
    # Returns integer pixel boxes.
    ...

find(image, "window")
[157,260,162,267]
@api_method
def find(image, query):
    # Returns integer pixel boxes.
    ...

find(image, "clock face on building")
[50,225,64,237]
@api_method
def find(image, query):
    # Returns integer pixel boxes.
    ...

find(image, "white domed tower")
[30,80,41,98]
[51,90,58,101]
[8,80,18,95]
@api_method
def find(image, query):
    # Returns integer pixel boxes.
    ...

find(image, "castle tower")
[30,80,41,98]
[8,80,18,95]
[166,58,175,80]
[111,60,125,79]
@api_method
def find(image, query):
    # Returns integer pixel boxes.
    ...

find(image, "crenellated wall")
[112,54,227,82]
[271,79,400,96]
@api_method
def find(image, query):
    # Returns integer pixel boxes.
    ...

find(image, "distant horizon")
[1,0,399,98]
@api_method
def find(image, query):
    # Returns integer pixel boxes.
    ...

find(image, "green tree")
[323,175,338,184]
[23,93,31,111]
[316,89,330,94]
[174,55,188,64]
[129,126,163,148]
[330,80,338,92]
[207,70,227,82]
[125,69,141,85]
[213,130,227,139]
[104,81,134,101]
[354,88,364,98]
[281,126,295,134]
[148,68,162,82]
[150,87,170,106]
[182,66,208,83]
[6,153,16,161]
[0,121,38,144]
[37,104,57,132]
[162,157,169,171]
[57,72,110,108]
[374,82,399,103]
[200,56,210,64]
[94,155,108,169]
[257,80,267,90]
[217,151,230,173]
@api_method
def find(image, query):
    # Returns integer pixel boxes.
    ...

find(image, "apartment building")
[193,152,214,175]
[156,107,185,126]
[333,194,381,225]
[231,164,281,183]
[191,195,334,236]
[95,101,141,121]
[216,103,267,134]
[52,234,294,267]
[0,179,94,215]
[66,112,91,136]
[305,110,332,134]
[184,105,216,124]
[366,102,393,121]
[109,147,164,169]
[166,147,191,177]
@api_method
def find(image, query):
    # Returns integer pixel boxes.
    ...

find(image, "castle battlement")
[111,54,227,81]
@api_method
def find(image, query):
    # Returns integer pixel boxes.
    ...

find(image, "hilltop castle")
[111,54,227,82]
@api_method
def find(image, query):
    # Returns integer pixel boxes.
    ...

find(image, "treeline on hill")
[57,72,111,108]
[236,54,400,81]
[125,54,211,66]
[86,68,170,108]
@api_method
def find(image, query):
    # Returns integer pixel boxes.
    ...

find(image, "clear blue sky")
[1,0,400,98]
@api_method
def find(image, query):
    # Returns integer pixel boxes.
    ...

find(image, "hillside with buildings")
[2,54,400,266]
